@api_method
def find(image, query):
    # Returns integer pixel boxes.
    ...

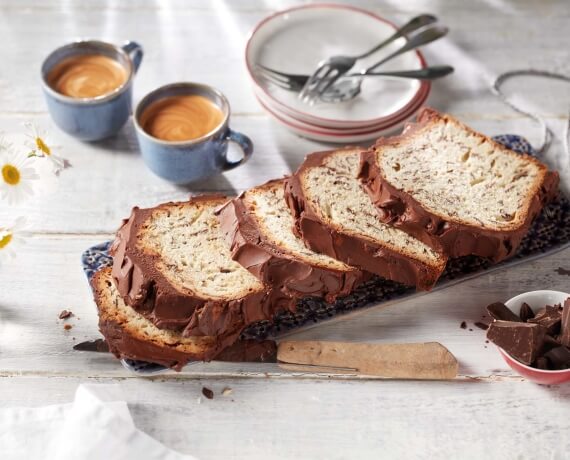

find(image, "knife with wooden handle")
[277,341,458,380]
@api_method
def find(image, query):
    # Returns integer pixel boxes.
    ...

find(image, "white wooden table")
[1,1,570,458]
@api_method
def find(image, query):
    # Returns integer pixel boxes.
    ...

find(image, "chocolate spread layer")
[359,108,560,262]
[216,179,367,306]
[283,149,445,291]
[110,197,275,338]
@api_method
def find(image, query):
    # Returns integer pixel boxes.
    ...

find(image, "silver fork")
[256,64,454,94]
[298,13,438,103]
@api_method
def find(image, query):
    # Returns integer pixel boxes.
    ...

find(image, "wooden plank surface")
[1,0,570,458]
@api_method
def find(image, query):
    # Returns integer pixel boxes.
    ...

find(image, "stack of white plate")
[245,4,431,143]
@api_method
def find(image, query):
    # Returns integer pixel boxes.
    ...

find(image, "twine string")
[492,69,570,163]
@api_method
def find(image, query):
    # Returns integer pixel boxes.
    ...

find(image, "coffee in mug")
[46,54,128,99]
[139,95,224,142]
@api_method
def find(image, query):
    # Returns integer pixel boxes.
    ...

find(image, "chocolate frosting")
[110,197,275,338]
[283,149,445,291]
[216,179,368,306]
[359,108,560,262]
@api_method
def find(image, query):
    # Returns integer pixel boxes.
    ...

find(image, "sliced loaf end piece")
[360,108,559,261]
[217,179,366,303]
[285,148,447,290]
[93,268,231,371]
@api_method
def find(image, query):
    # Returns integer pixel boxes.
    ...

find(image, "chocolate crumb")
[474,322,489,331]
[202,387,214,400]
[469,328,473,332]
[485,340,489,343]
[63,324,73,331]
[59,310,73,320]
[519,302,535,322]
[460,321,467,329]
[555,267,570,276]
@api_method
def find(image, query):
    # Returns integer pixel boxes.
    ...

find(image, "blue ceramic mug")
[41,40,143,141]
[133,82,253,184]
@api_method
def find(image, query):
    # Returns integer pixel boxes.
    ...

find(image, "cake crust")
[284,148,447,290]
[359,108,560,261]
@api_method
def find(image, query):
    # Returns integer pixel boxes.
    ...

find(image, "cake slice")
[359,108,560,261]
[217,179,366,306]
[284,148,447,290]
[110,196,274,337]
[93,268,233,370]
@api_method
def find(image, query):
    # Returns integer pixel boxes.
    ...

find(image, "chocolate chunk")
[543,346,570,370]
[486,321,547,365]
[528,306,562,335]
[486,302,522,322]
[202,387,214,400]
[519,303,535,322]
[73,339,110,353]
[535,356,550,370]
[474,321,489,331]
[59,309,73,319]
[555,267,570,276]
[460,321,467,329]
[559,298,570,347]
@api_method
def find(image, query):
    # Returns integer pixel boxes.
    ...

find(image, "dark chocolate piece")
[486,302,523,323]
[559,298,570,347]
[59,309,73,319]
[528,305,562,335]
[474,321,489,331]
[555,267,570,276]
[543,346,570,370]
[359,107,560,262]
[202,387,214,400]
[535,356,549,370]
[486,321,547,365]
[519,302,535,322]
[73,339,110,353]
[460,321,467,329]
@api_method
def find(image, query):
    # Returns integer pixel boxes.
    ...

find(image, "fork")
[256,64,453,92]
[298,13,438,103]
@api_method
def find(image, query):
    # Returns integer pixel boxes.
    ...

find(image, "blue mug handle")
[222,129,254,171]
[122,41,143,73]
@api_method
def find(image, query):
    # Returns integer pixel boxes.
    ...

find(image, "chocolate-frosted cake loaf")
[285,148,447,291]
[359,108,559,262]
[110,196,276,337]
[217,179,367,305]
[93,268,233,370]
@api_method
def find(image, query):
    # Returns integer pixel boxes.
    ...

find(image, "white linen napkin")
[0,384,198,460]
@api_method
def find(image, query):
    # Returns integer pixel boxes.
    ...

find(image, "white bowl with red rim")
[497,290,570,385]
[245,3,431,133]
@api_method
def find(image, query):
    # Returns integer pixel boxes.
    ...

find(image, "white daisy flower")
[25,122,70,175]
[0,217,26,265]
[0,148,39,205]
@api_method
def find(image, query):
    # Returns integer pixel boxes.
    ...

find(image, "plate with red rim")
[245,4,431,129]
[255,93,422,143]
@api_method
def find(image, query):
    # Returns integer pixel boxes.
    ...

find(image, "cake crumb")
[222,387,233,396]
[64,324,73,331]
